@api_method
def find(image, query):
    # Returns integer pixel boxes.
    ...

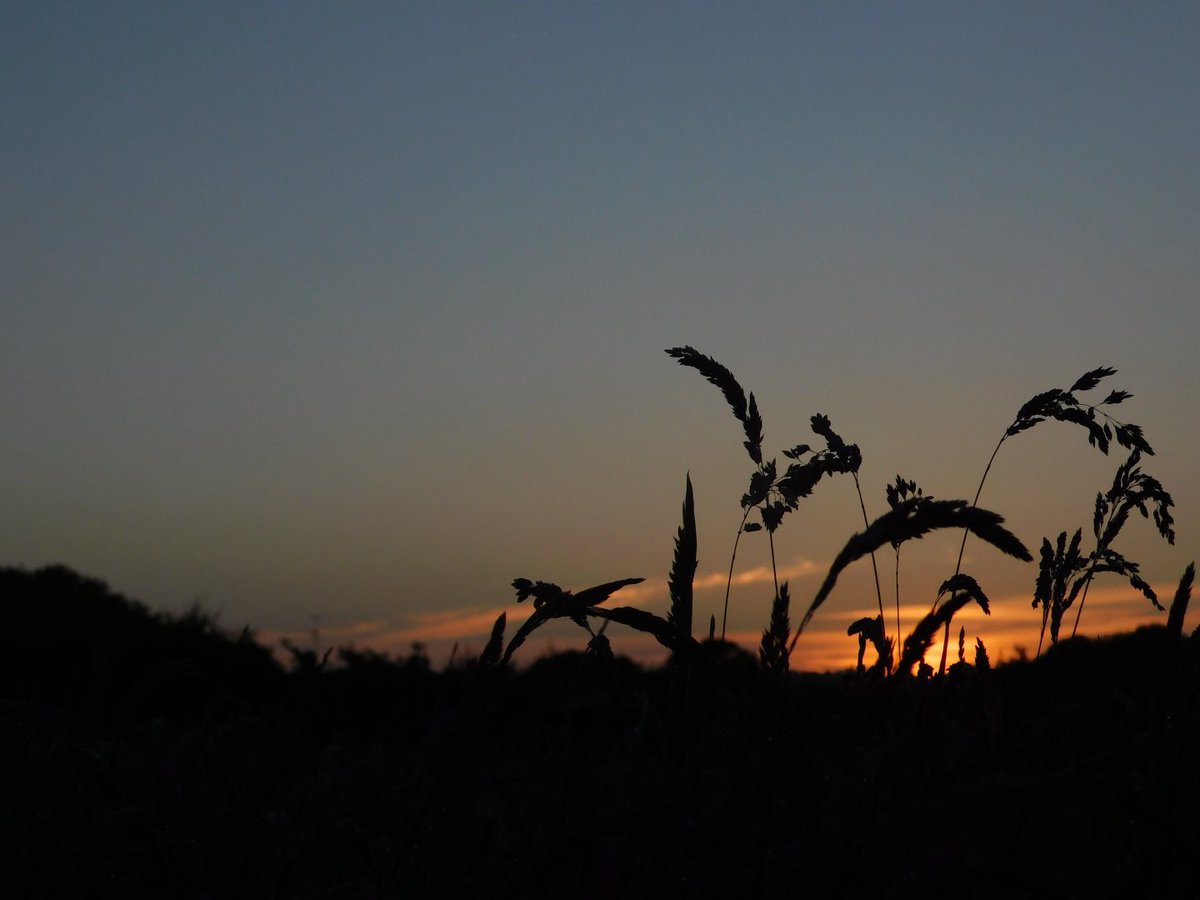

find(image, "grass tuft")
[792,499,1030,652]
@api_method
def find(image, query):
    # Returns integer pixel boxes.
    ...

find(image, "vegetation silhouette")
[4,561,1197,899]
[1,351,1195,897]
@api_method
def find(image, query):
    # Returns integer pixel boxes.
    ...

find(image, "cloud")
[260,573,1176,672]
[257,556,827,666]
[258,572,662,656]
[259,603,531,654]
[694,559,822,591]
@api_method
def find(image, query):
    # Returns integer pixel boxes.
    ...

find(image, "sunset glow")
[261,576,1181,676]
[6,8,1200,896]
[2,3,1195,669]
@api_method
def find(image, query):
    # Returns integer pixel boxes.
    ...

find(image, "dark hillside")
[3,566,1199,898]
[1,565,285,730]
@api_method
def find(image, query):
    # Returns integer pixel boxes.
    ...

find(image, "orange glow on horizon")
[260,579,1178,672]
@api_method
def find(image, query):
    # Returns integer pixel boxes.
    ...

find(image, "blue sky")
[3,3,1197,666]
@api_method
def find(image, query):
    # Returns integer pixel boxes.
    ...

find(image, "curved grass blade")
[790,499,1030,652]
[896,591,973,676]
[571,577,645,608]
[502,577,644,664]
[503,604,557,664]
[937,573,991,615]
[585,605,708,665]
[666,346,764,464]
[1165,562,1195,641]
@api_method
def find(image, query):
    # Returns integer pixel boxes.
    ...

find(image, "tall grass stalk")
[850,472,887,658]
[936,367,1145,673]
[885,476,927,666]
[666,347,864,644]
[668,474,698,639]
[937,445,1001,673]
[719,508,752,640]
[1069,449,1174,638]
[792,499,1030,657]
[497,353,1169,680]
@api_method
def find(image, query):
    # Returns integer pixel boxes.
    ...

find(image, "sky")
[3,2,1198,670]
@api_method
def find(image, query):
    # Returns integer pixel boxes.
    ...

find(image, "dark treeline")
[4,565,1200,899]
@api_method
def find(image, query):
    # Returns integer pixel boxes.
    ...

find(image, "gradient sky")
[3,2,1197,669]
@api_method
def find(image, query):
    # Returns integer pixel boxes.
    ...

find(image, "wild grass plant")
[495,348,1180,679]
[4,573,1200,896]
[1035,448,1175,651]
[4,352,1198,899]
[449,347,1196,895]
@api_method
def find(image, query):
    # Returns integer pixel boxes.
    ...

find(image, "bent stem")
[852,473,887,656]
[722,507,752,640]
[938,434,1007,675]
[1069,534,1105,641]
[1036,600,1051,657]
[894,550,903,652]
[769,528,779,602]
[1070,562,1098,641]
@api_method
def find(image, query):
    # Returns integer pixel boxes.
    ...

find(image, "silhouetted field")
[4,565,1200,899]
[3,351,1193,898]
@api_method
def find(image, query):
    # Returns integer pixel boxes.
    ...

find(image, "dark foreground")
[4,566,1199,899]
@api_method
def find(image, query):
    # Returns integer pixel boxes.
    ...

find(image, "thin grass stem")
[722,507,752,640]
[852,474,887,651]
[1069,534,1105,640]
[1069,578,1095,640]
[894,551,902,652]
[1070,477,1124,640]
[938,434,1007,674]
[769,528,779,602]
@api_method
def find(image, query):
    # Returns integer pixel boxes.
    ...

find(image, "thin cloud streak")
[261,572,662,654]
[261,603,532,651]
[695,559,822,590]
[262,557,825,655]
[259,577,1177,672]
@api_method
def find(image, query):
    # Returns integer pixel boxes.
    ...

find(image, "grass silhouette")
[2,564,1200,897]
[5,562,1200,897]
[1,349,1195,897]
